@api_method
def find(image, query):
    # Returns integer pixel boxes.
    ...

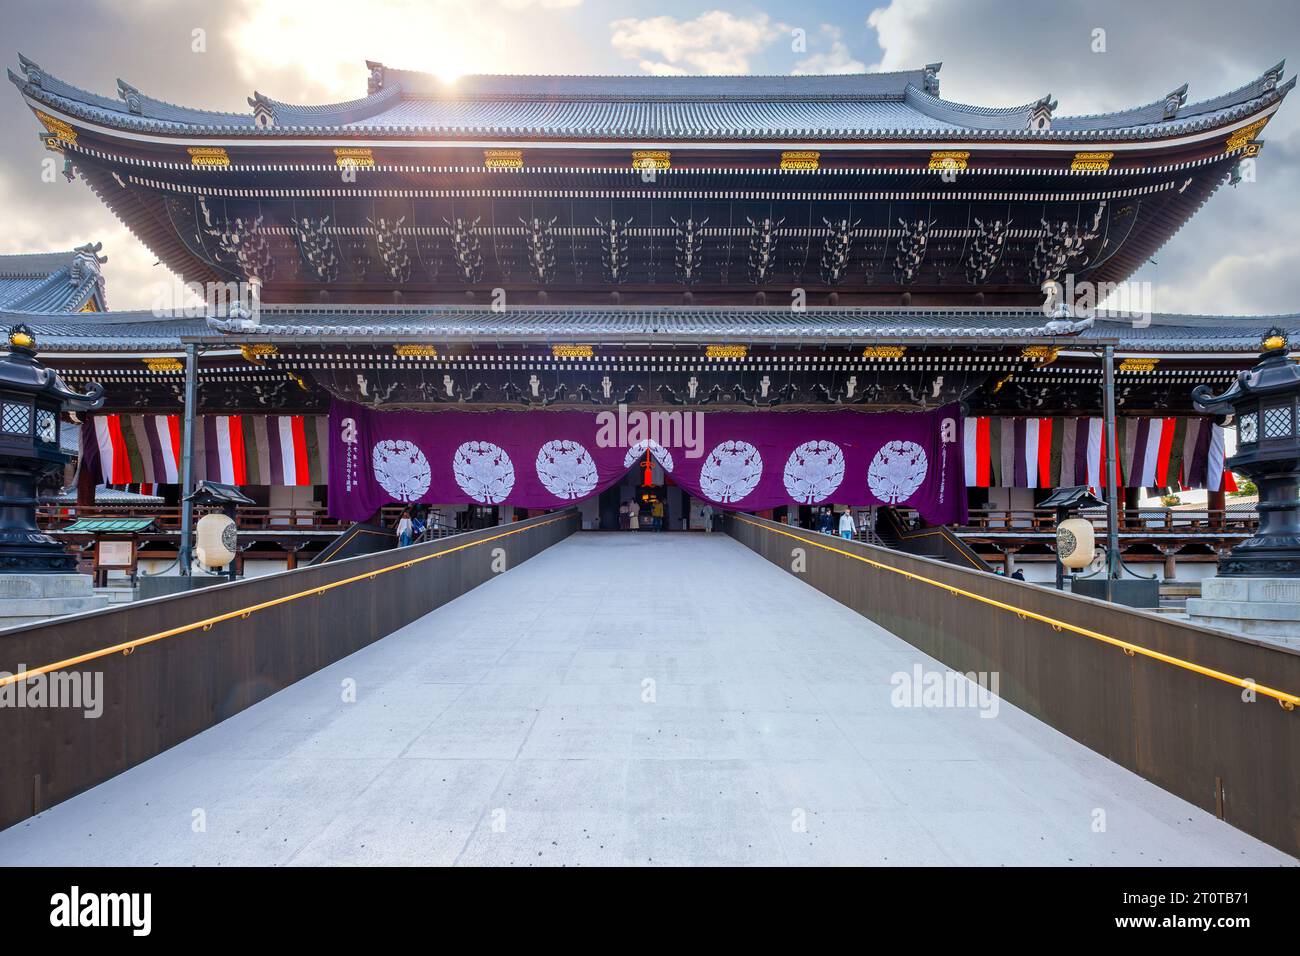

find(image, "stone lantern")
[0,324,103,573]
[1186,328,1300,641]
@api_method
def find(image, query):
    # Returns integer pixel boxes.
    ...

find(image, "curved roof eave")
[10,57,1293,144]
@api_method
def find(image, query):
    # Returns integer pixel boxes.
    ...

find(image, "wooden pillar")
[1161,546,1178,582]
[1124,487,1145,530]
[1208,489,1226,529]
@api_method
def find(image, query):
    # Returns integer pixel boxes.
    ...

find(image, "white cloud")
[229,0,587,92]
[610,11,779,75]
[792,25,866,75]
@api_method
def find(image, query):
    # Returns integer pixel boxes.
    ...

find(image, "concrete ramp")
[1,532,1290,866]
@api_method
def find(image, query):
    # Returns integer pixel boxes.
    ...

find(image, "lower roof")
[5,303,1295,355]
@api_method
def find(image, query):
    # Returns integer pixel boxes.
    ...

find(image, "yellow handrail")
[735,515,1300,711]
[0,514,570,690]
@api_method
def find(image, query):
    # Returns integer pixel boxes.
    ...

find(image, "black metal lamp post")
[1192,327,1300,576]
[0,325,103,573]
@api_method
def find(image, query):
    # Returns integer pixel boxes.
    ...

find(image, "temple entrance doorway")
[595,450,687,531]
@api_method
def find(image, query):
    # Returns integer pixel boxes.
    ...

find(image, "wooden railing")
[942,507,1259,534]
[37,504,460,535]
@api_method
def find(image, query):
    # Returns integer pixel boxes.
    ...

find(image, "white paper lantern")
[1056,517,1096,570]
[195,513,237,569]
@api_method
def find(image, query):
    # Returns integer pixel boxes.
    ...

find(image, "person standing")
[652,498,664,532]
[838,509,856,540]
[700,502,714,532]
[628,498,640,532]
[619,500,629,531]
[395,508,413,548]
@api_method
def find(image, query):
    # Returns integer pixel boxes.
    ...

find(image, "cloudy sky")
[0,0,1295,314]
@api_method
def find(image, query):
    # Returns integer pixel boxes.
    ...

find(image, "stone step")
[0,574,97,600]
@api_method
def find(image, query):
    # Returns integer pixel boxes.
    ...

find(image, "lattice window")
[36,409,56,444]
[1264,405,1293,439]
[1,403,30,435]
[1238,411,1258,444]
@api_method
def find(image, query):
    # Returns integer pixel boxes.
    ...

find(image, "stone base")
[1185,577,1300,644]
[1070,577,1161,608]
[0,573,109,631]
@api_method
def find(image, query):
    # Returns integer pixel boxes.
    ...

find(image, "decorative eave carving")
[34,109,76,146]
[1227,117,1269,152]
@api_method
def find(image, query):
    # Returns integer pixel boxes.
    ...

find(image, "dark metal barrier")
[0,508,578,831]
[727,513,1300,858]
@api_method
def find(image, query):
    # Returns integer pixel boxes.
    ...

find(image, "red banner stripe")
[228,415,248,485]
[291,415,310,486]
[975,417,991,487]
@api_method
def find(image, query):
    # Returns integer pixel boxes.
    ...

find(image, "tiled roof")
[0,246,105,312]
[10,56,1292,142]
[7,304,1297,354]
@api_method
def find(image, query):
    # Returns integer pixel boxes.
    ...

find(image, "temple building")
[4,55,1295,576]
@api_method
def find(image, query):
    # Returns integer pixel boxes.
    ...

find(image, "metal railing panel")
[0,509,578,831]
[727,512,1300,858]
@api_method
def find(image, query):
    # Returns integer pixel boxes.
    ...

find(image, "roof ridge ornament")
[17,53,43,89]
[116,79,143,115]
[1263,60,1286,92]
[923,62,942,97]
[1162,83,1188,120]
[1028,95,1057,131]
[248,91,275,128]
[366,60,385,96]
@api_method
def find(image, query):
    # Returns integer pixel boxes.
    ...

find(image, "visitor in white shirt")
[838,510,856,540]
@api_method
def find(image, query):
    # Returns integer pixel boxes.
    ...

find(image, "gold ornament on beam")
[705,345,747,360]
[779,150,820,170]
[334,147,375,168]
[240,343,278,365]
[1021,345,1060,365]
[1227,118,1269,153]
[632,150,670,170]
[1118,357,1159,373]
[35,110,77,146]
[552,344,594,359]
[862,345,906,359]
[188,147,230,167]
[928,150,969,171]
[1070,151,1114,172]
[394,344,439,357]
[484,149,523,169]
[143,357,184,373]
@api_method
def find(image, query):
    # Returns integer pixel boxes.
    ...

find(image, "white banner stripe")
[964,418,978,486]
[215,416,234,485]
[94,418,115,483]
[278,416,298,483]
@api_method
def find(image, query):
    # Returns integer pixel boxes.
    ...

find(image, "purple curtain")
[329,399,967,524]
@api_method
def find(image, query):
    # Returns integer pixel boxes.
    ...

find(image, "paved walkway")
[1,532,1291,866]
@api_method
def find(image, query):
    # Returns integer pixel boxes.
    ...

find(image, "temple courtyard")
[0,532,1290,866]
